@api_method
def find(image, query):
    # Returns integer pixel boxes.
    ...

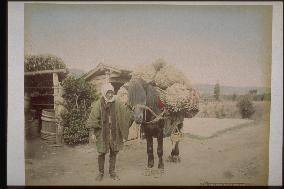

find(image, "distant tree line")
[220,93,271,101]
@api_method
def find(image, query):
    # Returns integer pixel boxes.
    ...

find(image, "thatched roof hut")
[82,63,132,94]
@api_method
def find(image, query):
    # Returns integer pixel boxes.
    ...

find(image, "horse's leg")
[168,122,183,162]
[167,141,180,162]
[157,129,164,169]
[146,133,154,168]
[170,141,181,162]
[171,141,179,156]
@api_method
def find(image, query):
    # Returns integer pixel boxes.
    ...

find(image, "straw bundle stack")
[118,59,199,117]
[154,64,191,90]
[162,83,199,113]
[131,64,156,83]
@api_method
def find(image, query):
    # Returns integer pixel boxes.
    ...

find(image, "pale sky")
[24,4,272,87]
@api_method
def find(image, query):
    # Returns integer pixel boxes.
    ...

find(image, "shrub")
[237,95,255,119]
[61,75,98,145]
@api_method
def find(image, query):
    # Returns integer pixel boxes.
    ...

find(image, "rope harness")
[133,104,184,145]
[134,104,167,125]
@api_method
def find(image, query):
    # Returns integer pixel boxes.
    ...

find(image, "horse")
[123,77,181,170]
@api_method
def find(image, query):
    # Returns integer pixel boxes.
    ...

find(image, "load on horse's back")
[117,60,200,169]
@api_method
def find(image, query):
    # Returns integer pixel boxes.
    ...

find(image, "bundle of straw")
[164,83,199,113]
[154,64,191,90]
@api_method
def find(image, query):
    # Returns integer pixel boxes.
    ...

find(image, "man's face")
[106,90,114,100]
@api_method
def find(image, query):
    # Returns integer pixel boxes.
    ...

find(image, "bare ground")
[25,117,269,186]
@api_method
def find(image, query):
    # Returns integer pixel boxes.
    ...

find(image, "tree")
[214,83,220,101]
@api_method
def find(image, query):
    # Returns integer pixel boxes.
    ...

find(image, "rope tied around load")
[131,103,184,143]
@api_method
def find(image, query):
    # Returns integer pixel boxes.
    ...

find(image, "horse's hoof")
[143,167,152,176]
[148,160,154,168]
[166,155,174,162]
[158,162,164,169]
[158,157,164,169]
[173,155,181,163]
[176,155,181,163]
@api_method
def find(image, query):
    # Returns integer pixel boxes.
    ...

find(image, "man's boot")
[96,153,105,181]
[109,150,119,180]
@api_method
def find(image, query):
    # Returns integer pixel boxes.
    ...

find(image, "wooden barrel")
[41,109,57,144]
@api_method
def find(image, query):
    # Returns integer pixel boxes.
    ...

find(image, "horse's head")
[119,78,163,125]
[124,78,147,124]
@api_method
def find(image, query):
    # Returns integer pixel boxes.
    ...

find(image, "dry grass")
[196,101,270,121]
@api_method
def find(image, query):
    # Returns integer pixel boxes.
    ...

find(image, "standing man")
[87,83,131,181]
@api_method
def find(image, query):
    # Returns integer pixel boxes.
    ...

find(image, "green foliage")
[25,54,66,72]
[214,83,220,101]
[61,75,98,145]
[24,54,68,95]
[237,95,255,119]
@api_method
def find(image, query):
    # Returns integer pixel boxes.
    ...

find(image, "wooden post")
[53,73,63,145]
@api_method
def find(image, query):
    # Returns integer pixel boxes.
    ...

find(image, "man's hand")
[91,134,95,140]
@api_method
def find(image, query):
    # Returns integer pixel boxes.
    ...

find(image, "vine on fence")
[24,54,68,95]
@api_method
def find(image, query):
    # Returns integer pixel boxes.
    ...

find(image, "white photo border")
[7,1,283,186]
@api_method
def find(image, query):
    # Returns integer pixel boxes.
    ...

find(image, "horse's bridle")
[134,104,167,125]
[122,84,166,125]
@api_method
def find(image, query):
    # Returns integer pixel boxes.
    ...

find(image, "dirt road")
[25,118,269,186]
